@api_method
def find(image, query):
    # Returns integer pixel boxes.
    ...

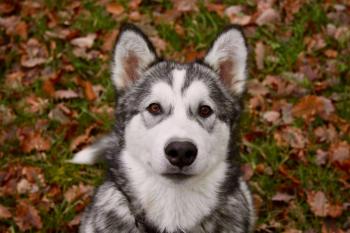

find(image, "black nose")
[165,141,197,169]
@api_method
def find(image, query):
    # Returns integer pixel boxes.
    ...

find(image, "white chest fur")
[121,151,228,232]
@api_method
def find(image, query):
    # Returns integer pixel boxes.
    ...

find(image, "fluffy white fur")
[111,30,156,90]
[69,146,100,165]
[204,28,247,94]
[122,69,231,231]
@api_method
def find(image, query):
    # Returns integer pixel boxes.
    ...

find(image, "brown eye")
[147,103,162,115]
[198,105,213,118]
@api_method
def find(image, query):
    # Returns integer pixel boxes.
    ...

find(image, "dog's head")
[112,24,247,180]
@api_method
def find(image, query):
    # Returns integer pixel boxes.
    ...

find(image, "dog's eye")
[147,103,163,115]
[198,105,213,118]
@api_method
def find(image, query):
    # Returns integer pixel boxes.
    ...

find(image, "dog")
[71,24,255,233]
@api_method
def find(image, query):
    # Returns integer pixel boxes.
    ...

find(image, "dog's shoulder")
[80,181,140,233]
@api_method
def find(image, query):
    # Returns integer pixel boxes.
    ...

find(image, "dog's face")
[112,25,247,180]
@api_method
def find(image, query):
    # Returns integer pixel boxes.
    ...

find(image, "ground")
[0,0,349,232]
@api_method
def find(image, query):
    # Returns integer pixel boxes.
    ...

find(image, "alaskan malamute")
[71,24,255,233]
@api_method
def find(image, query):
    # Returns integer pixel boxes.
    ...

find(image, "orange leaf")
[106,3,124,15]
[14,200,42,231]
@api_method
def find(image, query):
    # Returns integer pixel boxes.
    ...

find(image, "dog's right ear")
[111,24,157,91]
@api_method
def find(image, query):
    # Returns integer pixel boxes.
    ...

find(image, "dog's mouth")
[162,172,193,180]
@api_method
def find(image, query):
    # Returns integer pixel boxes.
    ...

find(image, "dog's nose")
[165,141,197,169]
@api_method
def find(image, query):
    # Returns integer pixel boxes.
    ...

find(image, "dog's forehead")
[144,61,219,93]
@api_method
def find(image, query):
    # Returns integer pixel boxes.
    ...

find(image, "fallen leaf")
[24,95,49,114]
[68,214,81,227]
[173,0,198,13]
[128,0,142,10]
[0,204,12,219]
[255,41,265,70]
[0,2,15,14]
[102,30,119,52]
[54,90,80,100]
[255,8,280,26]
[315,149,328,166]
[272,192,294,203]
[48,104,71,124]
[292,95,335,121]
[262,110,280,123]
[307,191,329,217]
[283,229,302,233]
[129,11,142,21]
[70,124,99,151]
[206,3,225,16]
[0,105,16,125]
[324,49,338,58]
[241,163,254,181]
[64,183,93,203]
[15,21,28,40]
[106,3,124,15]
[75,77,97,101]
[329,141,350,170]
[278,126,308,149]
[70,33,97,49]
[150,36,167,53]
[14,200,42,231]
[20,38,48,68]
[17,129,51,153]
[42,79,56,96]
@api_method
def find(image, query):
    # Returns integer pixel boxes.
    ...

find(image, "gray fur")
[78,24,254,233]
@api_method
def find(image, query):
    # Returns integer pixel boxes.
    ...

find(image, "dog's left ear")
[204,26,248,95]
[111,24,157,91]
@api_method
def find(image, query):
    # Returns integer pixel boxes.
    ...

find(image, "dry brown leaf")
[173,0,198,13]
[48,104,71,124]
[262,111,280,123]
[24,95,49,114]
[278,126,308,149]
[206,3,225,16]
[324,49,338,58]
[102,30,119,52]
[283,229,302,233]
[0,204,12,219]
[75,77,97,101]
[17,129,51,153]
[0,2,15,14]
[255,41,265,70]
[71,33,96,49]
[128,0,142,10]
[20,39,48,68]
[272,192,294,203]
[292,95,335,121]
[329,141,350,164]
[14,200,42,231]
[315,149,328,166]
[106,3,124,15]
[240,163,254,181]
[54,90,80,100]
[282,0,304,23]
[307,191,329,217]
[255,8,280,26]
[64,183,93,203]
[15,21,28,40]
[70,124,98,151]
[150,36,167,53]
[129,11,142,21]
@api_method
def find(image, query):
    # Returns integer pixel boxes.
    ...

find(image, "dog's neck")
[118,150,229,233]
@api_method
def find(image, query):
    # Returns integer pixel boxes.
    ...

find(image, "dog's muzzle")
[164,141,197,169]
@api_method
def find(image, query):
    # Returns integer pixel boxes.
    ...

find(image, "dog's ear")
[204,26,248,95]
[111,24,157,90]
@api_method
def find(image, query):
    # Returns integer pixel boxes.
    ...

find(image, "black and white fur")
[71,24,255,233]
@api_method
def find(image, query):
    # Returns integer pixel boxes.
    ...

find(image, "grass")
[0,0,349,232]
